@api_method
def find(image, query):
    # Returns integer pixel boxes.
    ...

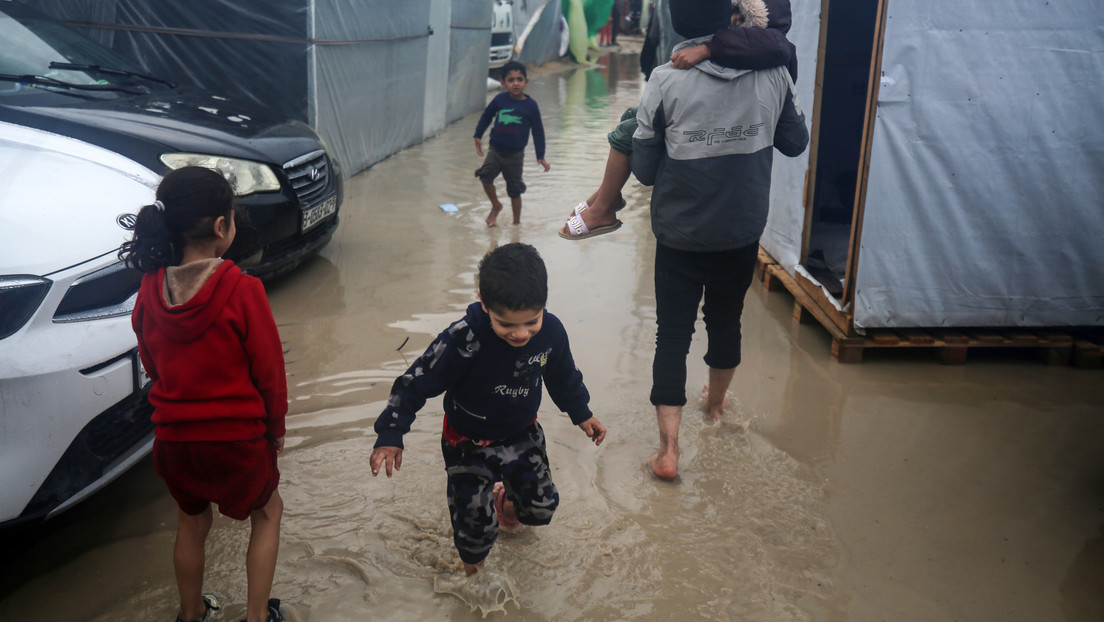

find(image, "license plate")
[301,195,337,233]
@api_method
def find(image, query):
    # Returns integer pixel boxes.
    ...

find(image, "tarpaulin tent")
[758,0,1104,349]
[19,0,521,175]
[511,0,564,65]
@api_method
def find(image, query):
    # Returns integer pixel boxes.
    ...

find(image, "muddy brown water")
[3,52,1104,622]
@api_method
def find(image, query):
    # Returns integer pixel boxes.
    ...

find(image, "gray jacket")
[631,36,809,252]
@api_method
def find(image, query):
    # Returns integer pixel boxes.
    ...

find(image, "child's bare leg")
[245,489,283,622]
[702,367,736,421]
[563,148,630,233]
[510,196,522,225]
[648,404,682,481]
[483,182,503,227]
[174,505,213,621]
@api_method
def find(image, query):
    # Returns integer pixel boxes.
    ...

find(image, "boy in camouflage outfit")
[370,243,606,576]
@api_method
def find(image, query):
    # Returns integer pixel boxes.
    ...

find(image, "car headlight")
[0,276,51,340]
[160,153,281,196]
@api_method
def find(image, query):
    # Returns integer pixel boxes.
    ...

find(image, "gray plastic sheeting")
[22,0,555,176]
[759,0,819,292]
[762,0,1104,329]
[512,0,563,66]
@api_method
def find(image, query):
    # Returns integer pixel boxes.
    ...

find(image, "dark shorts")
[441,422,558,564]
[474,147,526,197]
[606,106,638,156]
[153,437,279,521]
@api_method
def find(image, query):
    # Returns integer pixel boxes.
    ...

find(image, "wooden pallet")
[755,248,1103,367]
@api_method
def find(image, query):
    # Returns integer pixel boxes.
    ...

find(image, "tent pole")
[841,0,890,310]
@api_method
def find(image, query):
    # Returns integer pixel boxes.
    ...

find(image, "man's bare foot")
[648,449,679,481]
[486,204,503,227]
[700,384,730,421]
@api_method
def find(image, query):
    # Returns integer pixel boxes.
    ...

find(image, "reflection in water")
[4,50,1104,622]
[1062,524,1104,621]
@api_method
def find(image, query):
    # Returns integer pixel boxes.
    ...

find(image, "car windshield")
[0,6,155,91]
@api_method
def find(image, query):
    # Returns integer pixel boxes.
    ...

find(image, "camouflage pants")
[441,422,559,564]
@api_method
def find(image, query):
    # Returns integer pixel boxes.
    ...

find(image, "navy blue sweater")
[373,303,592,448]
[473,92,546,161]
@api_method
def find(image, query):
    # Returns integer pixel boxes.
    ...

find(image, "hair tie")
[153,199,166,214]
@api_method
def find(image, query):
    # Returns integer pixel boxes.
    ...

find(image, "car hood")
[0,87,324,169]
[0,122,159,277]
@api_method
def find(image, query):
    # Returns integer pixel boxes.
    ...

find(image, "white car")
[0,122,158,527]
[489,0,514,69]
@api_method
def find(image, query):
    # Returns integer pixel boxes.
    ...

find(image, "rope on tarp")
[61,21,435,45]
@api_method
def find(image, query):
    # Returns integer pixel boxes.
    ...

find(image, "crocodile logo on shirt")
[497,109,523,125]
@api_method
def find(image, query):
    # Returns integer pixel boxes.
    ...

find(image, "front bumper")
[0,315,152,525]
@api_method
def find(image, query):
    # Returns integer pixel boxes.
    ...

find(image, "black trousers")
[650,241,759,407]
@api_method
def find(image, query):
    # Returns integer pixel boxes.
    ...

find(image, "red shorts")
[153,437,280,521]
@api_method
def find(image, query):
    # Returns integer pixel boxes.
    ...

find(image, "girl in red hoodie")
[121,166,287,622]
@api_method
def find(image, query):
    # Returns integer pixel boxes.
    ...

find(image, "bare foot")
[463,560,485,576]
[700,384,729,422]
[648,450,679,481]
[486,203,502,227]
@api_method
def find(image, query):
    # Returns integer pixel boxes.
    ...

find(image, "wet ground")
[3,51,1104,622]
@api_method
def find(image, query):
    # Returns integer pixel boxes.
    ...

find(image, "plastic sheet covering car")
[0,3,345,282]
[18,0,522,176]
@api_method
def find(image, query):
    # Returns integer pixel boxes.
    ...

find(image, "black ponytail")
[118,166,235,273]
[119,202,177,272]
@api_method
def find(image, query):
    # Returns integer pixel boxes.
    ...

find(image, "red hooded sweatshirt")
[132,259,287,442]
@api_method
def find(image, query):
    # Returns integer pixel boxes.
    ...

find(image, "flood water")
[3,52,1104,622]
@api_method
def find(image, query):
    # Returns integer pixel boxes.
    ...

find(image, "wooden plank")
[900,329,935,345]
[840,0,890,309]
[937,330,971,345]
[832,338,864,364]
[1041,344,1074,366]
[870,330,900,345]
[1072,339,1104,369]
[1005,330,1039,344]
[965,330,1006,345]
[939,346,969,365]
[754,246,1093,366]
[1039,332,1074,345]
[794,270,854,336]
[761,264,786,293]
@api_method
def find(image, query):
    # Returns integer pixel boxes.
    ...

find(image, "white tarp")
[761,0,1104,329]
[759,0,819,277]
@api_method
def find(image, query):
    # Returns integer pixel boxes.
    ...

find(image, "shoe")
[176,593,220,622]
[239,598,282,622]
[493,482,521,528]
[559,213,622,240]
